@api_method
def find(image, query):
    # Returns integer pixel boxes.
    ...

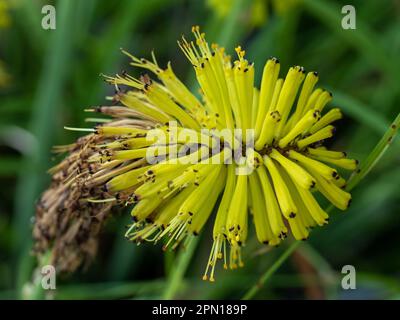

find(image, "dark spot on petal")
[347,199,352,208]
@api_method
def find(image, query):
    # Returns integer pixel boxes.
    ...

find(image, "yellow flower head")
[35,27,357,279]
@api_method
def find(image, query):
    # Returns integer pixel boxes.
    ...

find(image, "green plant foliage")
[0,0,399,300]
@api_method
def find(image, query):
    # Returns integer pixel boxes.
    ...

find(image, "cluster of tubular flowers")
[35,26,357,280]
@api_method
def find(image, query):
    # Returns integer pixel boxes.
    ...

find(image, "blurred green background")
[0,0,399,300]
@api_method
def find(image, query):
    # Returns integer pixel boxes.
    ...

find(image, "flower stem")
[22,251,52,300]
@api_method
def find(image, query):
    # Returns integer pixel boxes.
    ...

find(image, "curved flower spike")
[34,27,357,280]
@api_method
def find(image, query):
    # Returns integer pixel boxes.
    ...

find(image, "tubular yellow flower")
[35,26,357,280]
